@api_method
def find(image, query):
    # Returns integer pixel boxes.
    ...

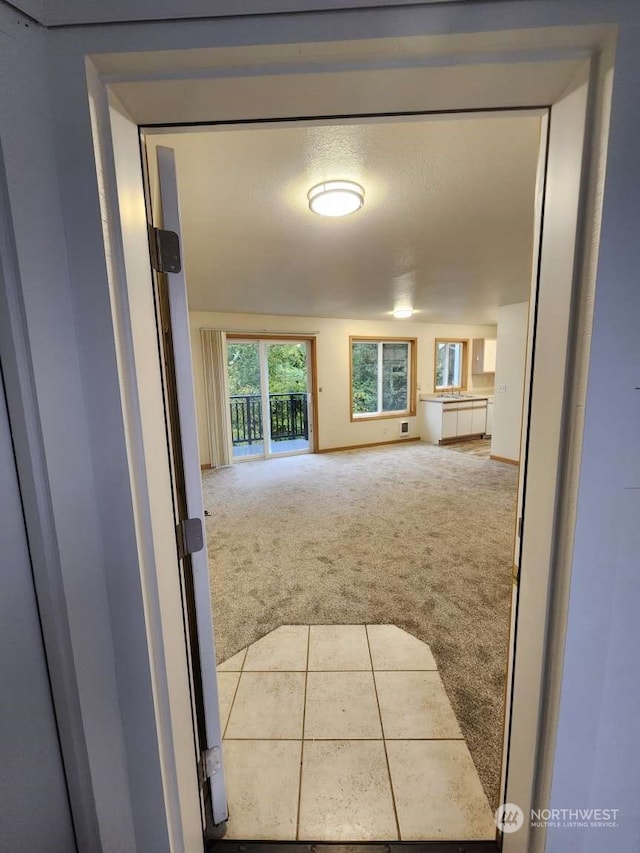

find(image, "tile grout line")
[222,736,465,742]
[220,647,248,740]
[223,668,437,674]
[295,625,311,842]
[365,624,402,842]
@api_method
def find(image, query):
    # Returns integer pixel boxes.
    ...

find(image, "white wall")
[491,301,529,462]
[190,310,496,465]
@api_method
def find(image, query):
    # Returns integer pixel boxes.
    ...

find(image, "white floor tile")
[298,740,398,841]
[218,648,247,672]
[375,671,462,739]
[218,626,488,843]
[367,625,437,670]
[385,740,496,840]
[304,672,382,739]
[308,625,371,671]
[225,672,306,739]
[223,740,302,840]
[217,671,240,733]
[243,625,309,671]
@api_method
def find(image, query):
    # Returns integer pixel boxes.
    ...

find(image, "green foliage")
[227,343,261,395]
[266,344,307,394]
[352,341,409,414]
[435,342,446,388]
[227,342,308,396]
[352,342,379,414]
[435,341,462,389]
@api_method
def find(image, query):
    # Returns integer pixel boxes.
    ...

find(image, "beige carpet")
[202,442,518,810]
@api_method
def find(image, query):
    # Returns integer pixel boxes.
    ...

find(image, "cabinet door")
[442,408,458,439]
[456,408,473,437]
[472,406,487,435]
[483,339,497,373]
[472,338,484,374]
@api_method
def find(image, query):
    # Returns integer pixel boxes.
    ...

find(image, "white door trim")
[87,28,613,850]
[503,69,592,853]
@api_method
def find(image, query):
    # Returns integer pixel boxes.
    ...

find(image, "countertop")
[419,393,491,402]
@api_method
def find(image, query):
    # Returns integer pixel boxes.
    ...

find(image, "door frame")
[226,333,319,459]
[87,31,612,853]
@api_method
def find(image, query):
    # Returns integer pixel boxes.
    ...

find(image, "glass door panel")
[265,342,311,456]
[227,340,264,459]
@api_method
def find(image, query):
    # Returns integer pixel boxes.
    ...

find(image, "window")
[434,339,468,390]
[350,337,416,419]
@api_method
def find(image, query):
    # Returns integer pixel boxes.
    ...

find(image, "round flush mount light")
[308,180,364,217]
[393,308,414,319]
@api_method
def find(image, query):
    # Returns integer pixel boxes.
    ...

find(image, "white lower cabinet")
[471,405,487,436]
[442,409,458,439]
[456,408,474,437]
[420,398,488,444]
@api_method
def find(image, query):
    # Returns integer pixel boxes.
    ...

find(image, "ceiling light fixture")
[393,308,413,319]
[308,180,364,217]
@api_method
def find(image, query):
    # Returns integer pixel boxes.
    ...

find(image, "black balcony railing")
[229,393,309,446]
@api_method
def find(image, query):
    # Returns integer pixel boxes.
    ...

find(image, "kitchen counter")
[418,394,490,444]
[419,393,491,402]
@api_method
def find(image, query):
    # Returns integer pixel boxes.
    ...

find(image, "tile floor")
[216,624,496,842]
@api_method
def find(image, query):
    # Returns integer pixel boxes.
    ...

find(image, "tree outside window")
[351,338,416,418]
[434,339,468,390]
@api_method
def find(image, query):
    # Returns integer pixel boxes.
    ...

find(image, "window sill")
[350,410,415,423]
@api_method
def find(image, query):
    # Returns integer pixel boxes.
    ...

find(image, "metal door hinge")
[200,746,222,784]
[149,225,181,274]
[176,517,204,560]
[517,516,523,540]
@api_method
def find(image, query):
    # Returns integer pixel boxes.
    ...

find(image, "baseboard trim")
[490,454,519,466]
[201,463,212,470]
[317,436,420,454]
[439,433,485,445]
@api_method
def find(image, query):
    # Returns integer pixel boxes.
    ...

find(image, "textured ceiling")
[148,113,540,324]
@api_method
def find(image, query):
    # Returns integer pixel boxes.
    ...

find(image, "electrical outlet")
[498,383,507,393]
[401,421,409,434]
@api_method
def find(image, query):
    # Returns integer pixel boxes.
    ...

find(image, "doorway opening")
[142,105,545,846]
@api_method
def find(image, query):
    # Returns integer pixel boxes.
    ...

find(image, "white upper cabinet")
[472,338,497,374]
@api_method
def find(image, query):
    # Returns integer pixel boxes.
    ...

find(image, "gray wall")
[0,9,148,850]
[0,369,76,852]
[545,16,640,852]
[0,2,639,851]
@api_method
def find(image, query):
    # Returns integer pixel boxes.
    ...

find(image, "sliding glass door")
[227,338,312,460]
[227,341,264,459]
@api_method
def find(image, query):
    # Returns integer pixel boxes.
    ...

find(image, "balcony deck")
[232,437,309,459]
[230,392,309,459]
